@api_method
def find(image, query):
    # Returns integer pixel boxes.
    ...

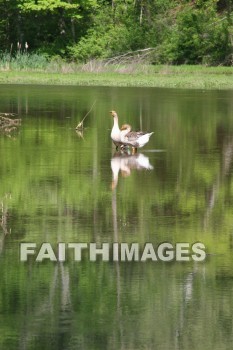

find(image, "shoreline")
[0,67,233,89]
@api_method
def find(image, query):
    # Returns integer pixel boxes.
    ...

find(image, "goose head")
[120,124,132,134]
[109,110,118,119]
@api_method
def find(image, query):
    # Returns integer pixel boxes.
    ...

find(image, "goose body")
[120,124,154,151]
[110,110,122,149]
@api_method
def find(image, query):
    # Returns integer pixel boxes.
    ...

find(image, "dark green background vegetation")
[0,0,232,65]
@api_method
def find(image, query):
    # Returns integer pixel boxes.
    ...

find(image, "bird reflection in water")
[111,151,153,189]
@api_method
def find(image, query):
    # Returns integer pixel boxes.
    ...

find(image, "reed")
[1,51,233,75]
[0,51,48,71]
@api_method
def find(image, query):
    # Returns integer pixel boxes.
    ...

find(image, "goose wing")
[125,131,145,141]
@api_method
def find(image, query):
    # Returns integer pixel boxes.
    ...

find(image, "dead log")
[0,113,21,133]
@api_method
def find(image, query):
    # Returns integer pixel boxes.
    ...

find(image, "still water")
[0,85,233,350]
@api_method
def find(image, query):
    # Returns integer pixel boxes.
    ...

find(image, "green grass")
[0,65,233,89]
[0,52,232,89]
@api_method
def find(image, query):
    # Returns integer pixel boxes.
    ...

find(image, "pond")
[0,84,233,350]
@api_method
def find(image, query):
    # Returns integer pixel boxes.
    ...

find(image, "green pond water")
[0,85,233,350]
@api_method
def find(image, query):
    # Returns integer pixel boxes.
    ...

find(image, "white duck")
[120,124,154,153]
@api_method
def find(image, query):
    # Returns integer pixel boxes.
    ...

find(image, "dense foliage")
[0,0,232,65]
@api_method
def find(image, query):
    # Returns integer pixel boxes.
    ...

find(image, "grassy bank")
[0,65,233,89]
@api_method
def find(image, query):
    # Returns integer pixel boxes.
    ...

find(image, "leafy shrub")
[68,24,133,62]
[158,1,232,65]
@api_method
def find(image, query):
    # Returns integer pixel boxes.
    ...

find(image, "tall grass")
[1,51,233,76]
[0,51,86,73]
[0,51,233,91]
[0,51,49,71]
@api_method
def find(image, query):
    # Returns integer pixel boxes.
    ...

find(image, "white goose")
[120,123,154,153]
[110,110,122,150]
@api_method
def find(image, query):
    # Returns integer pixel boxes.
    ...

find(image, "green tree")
[0,0,232,64]
[19,0,98,54]
[0,0,21,50]
[158,0,232,65]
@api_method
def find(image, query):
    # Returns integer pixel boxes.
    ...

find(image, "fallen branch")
[76,100,96,130]
[0,113,21,134]
[81,48,156,73]
[104,48,156,66]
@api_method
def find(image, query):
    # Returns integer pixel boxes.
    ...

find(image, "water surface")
[0,85,233,350]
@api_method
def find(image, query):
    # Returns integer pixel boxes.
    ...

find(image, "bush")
[159,1,232,65]
[68,24,133,62]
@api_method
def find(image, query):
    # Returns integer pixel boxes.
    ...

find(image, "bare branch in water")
[76,100,96,130]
